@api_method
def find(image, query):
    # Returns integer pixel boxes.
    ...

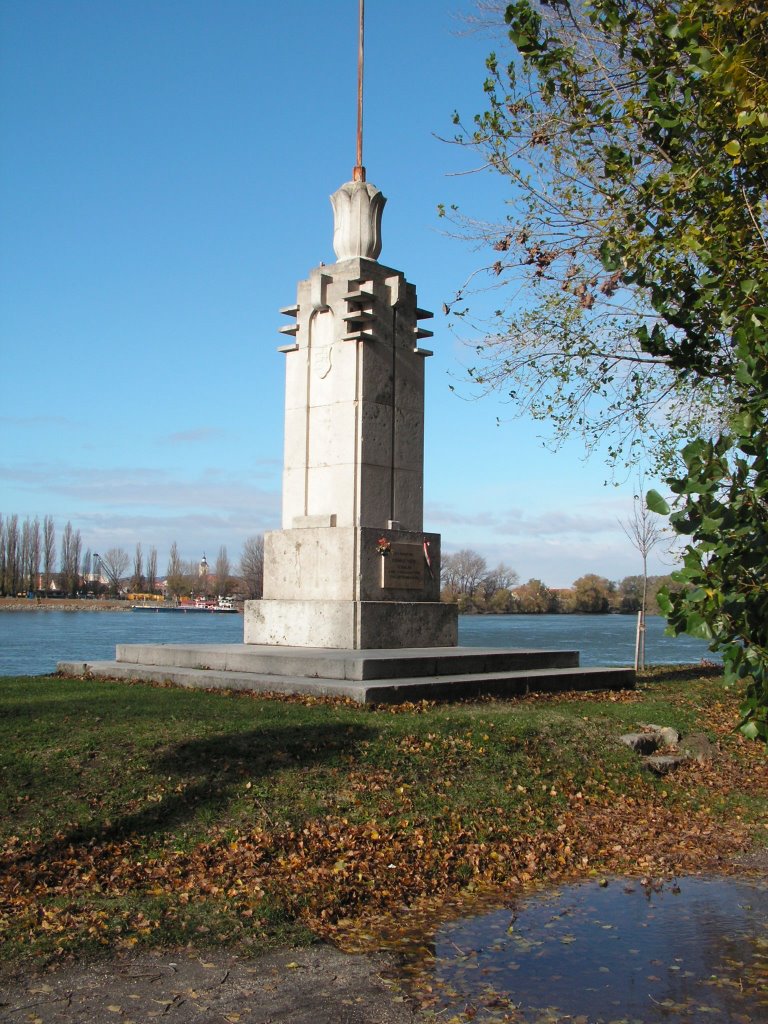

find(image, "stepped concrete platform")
[57,644,635,704]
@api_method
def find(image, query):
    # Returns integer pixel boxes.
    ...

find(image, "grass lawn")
[1,668,766,965]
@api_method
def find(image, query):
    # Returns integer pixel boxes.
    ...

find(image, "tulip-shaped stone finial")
[330,179,386,261]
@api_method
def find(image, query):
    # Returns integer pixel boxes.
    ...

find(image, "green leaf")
[646,489,670,515]
[685,613,714,640]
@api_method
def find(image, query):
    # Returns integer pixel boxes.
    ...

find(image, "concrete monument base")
[58,643,635,704]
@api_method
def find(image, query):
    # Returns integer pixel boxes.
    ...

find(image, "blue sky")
[1,0,673,589]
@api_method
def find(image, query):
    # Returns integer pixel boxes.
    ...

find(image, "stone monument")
[243,171,457,650]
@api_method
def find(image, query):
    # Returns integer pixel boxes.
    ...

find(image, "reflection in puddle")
[401,876,768,1023]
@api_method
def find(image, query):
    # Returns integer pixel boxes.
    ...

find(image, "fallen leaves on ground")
[1,674,766,961]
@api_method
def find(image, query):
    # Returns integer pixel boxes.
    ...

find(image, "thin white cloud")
[75,510,280,565]
[0,461,280,515]
[424,502,508,528]
[427,500,620,540]
[495,509,618,538]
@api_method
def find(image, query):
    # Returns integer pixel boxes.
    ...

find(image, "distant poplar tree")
[166,542,185,599]
[215,545,231,597]
[4,515,20,596]
[60,522,82,596]
[81,548,92,589]
[146,546,158,594]
[20,520,30,595]
[42,516,56,595]
[21,517,40,594]
[0,515,5,596]
[239,535,264,599]
[131,543,144,592]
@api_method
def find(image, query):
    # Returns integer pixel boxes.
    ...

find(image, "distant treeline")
[0,513,265,601]
[1,514,670,613]
[440,549,679,615]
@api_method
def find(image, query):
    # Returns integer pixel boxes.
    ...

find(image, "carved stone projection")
[330,179,386,261]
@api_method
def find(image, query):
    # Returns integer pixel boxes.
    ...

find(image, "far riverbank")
[0,597,669,617]
[0,597,130,613]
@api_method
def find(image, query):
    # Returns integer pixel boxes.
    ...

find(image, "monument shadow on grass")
[7,721,376,870]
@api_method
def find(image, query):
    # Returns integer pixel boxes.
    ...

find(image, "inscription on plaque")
[382,542,424,590]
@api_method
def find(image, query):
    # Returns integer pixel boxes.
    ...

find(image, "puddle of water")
[398,876,768,1023]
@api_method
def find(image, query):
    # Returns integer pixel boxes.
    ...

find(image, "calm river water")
[0,610,715,676]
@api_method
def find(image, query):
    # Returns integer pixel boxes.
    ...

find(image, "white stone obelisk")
[243,175,458,649]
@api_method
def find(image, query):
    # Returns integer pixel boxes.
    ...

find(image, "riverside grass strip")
[1,669,766,964]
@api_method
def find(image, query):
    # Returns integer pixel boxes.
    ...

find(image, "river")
[0,611,715,676]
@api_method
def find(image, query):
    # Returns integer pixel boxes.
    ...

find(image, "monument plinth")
[244,182,458,649]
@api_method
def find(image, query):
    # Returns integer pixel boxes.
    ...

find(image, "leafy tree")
[648,574,683,615]
[650,430,768,740]
[445,0,763,473]
[617,576,643,615]
[514,577,556,613]
[572,574,615,614]
[458,0,767,733]
[488,587,515,613]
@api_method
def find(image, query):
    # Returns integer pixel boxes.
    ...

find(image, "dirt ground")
[0,945,418,1024]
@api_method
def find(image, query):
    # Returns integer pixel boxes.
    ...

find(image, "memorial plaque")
[382,542,424,590]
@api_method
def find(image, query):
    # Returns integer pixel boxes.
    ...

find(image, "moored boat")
[132,597,239,614]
